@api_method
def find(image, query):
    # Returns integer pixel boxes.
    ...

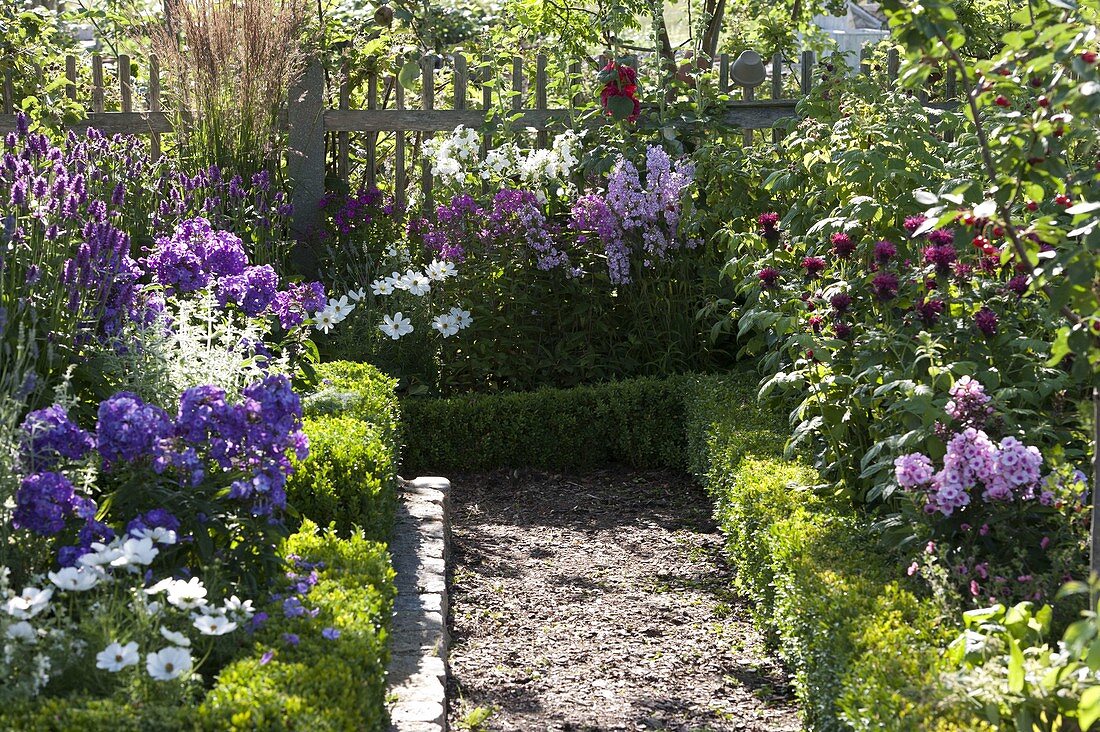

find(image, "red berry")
[1055,194,1072,207]
[806,349,814,360]
[1083,51,1098,64]
[972,235,990,249]
[1026,201,1038,211]
[992,226,1004,238]
[1038,96,1050,108]
[995,95,1010,107]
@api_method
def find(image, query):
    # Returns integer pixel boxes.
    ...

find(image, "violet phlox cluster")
[575,145,696,284]
[20,405,95,471]
[11,377,307,550]
[146,217,247,293]
[411,194,488,262]
[146,217,326,325]
[319,186,387,237]
[490,189,573,273]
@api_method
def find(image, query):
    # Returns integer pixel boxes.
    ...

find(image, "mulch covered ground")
[446,468,801,732]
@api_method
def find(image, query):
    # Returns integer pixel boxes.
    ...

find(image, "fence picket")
[119,55,132,112]
[887,48,900,87]
[338,53,349,182]
[149,55,161,160]
[66,55,77,102]
[366,68,378,188]
[512,56,523,114]
[454,53,468,110]
[800,50,814,96]
[719,54,730,95]
[536,54,548,148]
[421,55,435,211]
[569,61,582,109]
[92,55,104,114]
[395,75,406,209]
[480,60,492,193]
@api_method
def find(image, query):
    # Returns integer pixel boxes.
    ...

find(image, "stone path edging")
[387,476,451,732]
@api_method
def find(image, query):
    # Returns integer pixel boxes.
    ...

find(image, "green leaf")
[1007,636,1025,693]
[605,94,635,121]
[1080,686,1100,730]
[397,60,420,90]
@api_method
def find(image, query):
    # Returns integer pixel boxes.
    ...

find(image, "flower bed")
[0,115,403,730]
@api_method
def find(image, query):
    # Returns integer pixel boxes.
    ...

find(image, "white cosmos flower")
[193,613,237,636]
[371,278,394,296]
[392,270,410,291]
[449,307,473,329]
[111,537,159,569]
[146,646,192,681]
[79,541,122,569]
[157,577,207,610]
[425,259,457,281]
[406,273,432,296]
[96,641,139,672]
[5,587,52,619]
[347,287,366,303]
[431,313,460,338]
[327,295,353,321]
[134,526,177,545]
[313,309,338,334]
[159,627,191,647]
[48,567,100,592]
[5,621,36,643]
[222,595,255,619]
[379,312,414,340]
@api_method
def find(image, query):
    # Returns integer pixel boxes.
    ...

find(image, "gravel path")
[446,468,801,732]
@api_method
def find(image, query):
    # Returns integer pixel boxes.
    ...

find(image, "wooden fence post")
[287,58,326,245]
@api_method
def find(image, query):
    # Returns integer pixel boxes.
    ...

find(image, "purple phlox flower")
[20,404,94,470]
[96,392,173,466]
[12,471,77,536]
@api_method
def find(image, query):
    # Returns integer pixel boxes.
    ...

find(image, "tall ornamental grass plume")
[151,0,308,177]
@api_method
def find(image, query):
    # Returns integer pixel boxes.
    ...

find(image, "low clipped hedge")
[286,415,397,541]
[402,375,688,474]
[200,522,395,731]
[290,360,400,540]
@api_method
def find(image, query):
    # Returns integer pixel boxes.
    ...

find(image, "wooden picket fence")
[0,47,935,236]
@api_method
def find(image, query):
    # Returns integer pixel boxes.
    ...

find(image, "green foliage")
[287,415,397,540]
[881,0,1100,378]
[941,584,1100,731]
[402,375,693,474]
[305,360,402,443]
[0,4,83,127]
[200,521,396,732]
[0,698,198,732]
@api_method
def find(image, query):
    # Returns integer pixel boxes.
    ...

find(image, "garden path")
[446,468,800,732]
